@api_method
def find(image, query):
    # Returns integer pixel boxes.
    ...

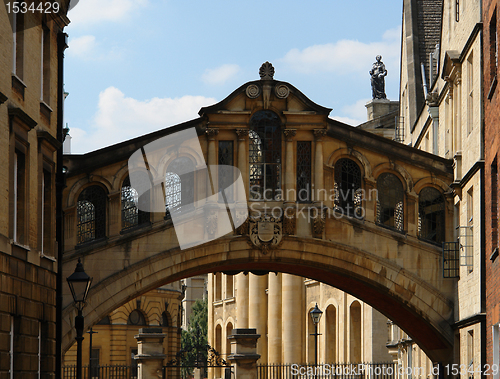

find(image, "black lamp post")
[310,303,323,366]
[67,259,92,379]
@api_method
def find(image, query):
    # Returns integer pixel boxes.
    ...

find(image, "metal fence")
[257,363,397,379]
[63,364,137,379]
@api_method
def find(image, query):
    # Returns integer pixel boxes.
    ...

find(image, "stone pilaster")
[134,328,166,379]
[236,129,249,191]
[228,329,261,379]
[313,129,326,203]
[206,128,219,196]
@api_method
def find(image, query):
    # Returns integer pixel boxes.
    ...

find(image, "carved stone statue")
[370,55,388,99]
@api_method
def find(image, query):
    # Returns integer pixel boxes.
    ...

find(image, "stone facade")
[0,3,70,379]
[400,0,484,375]
[208,272,392,373]
[63,284,182,377]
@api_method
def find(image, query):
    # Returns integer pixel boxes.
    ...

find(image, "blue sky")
[64,0,403,153]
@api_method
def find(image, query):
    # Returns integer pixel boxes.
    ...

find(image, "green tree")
[181,299,208,378]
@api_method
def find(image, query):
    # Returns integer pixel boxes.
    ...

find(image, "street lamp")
[309,303,323,366]
[67,259,92,379]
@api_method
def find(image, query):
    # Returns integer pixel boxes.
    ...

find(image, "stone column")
[282,274,303,363]
[267,273,282,363]
[364,178,377,223]
[228,329,261,379]
[249,274,268,363]
[236,273,249,328]
[313,129,327,203]
[134,328,166,379]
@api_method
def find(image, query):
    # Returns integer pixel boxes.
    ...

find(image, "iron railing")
[257,362,397,379]
[63,364,137,379]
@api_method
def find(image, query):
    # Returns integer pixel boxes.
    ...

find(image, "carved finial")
[259,62,275,80]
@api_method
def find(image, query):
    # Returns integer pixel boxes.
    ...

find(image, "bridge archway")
[62,234,454,363]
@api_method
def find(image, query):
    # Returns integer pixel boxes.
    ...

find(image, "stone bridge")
[61,70,456,363]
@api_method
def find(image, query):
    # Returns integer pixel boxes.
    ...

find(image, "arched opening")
[225,322,233,360]
[215,324,222,378]
[165,157,195,218]
[249,110,282,200]
[127,309,147,326]
[307,307,316,364]
[349,301,361,362]
[418,187,445,244]
[325,305,337,363]
[376,173,404,231]
[76,185,106,244]
[334,158,362,218]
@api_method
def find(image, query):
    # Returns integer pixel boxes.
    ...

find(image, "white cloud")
[280,27,401,76]
[68,35,96,58]
[67,0,148,25]
[202,64,240,85]
[331,98,371,126]
[70,87,217,153]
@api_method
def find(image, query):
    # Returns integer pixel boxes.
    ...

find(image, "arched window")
[165,157,195,217]
[334,158,362,217]
[376,173,404,231]
[349,301,361,362]
[121,176,149,230]
[325,305,337,362]
[249,110,282,200]
[77,185,106,244]
[419,187,445,243]
[127,310,147,326]
[161,311,170,327]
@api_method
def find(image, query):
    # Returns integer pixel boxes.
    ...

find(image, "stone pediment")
[199,63,332,118]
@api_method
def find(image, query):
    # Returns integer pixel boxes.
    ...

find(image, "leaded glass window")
[297,141,311,202]
[121,176,149,231]
[376,173,404,231]
[418,187,445,243]
[165,172,181,217]
[334,158,362,217]
[218,141,234,202]
[165,157,195,218]
[249,110,282,200]
[77,185,106,244]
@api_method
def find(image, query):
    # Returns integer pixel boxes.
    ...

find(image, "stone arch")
[158,148,205,179]
[225,319,234,360]
[61,237,454,363]
[327,147,373,181]
[113,163,132,191]
[373,162,415,194]
[66,175,113,208]
[414,176,453,195]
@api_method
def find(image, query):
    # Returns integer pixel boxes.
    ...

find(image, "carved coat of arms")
[249,215,283,253]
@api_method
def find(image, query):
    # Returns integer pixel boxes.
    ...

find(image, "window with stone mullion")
[297,141,311,202]
[218,141,234,202]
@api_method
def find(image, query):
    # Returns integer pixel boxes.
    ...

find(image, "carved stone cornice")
[236,129,249,140]
[313,129,327,140]
[283,129,297,141]
[205,128,219,140]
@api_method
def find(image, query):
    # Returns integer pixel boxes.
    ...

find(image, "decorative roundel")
[274,84,290,99]
[246,84,261,99]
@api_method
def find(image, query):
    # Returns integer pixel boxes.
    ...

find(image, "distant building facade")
[400,0,484,374]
